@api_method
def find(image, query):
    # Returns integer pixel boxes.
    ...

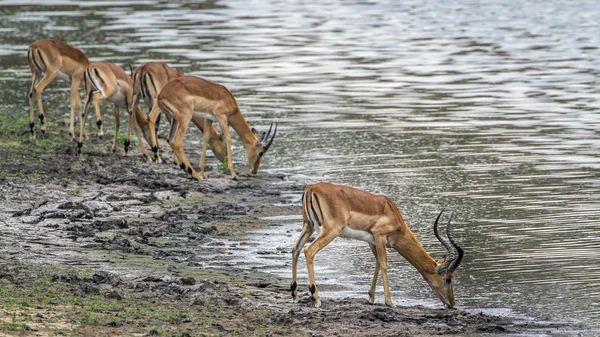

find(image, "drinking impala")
[147,75,277,180]
[291,182,464,309]
[129,62,227,163]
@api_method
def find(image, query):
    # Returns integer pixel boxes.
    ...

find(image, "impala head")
[427,209,464,309]
[248,122,277,174]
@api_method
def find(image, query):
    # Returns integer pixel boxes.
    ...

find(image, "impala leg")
[148,104,162,163]
[304,228,339,308]
[291,217,314,302]
[34,70,58,135]
[168,118,180,166]
[375,236,395,308]
[28,70,39,138]
[368,243,380,305]
[93,92,104,137]
[169,115,200,180]
[69,73,83,140]
[78,87,95,156]
[132,106,152,162]
[192,117,226,162]
[216,115,236,180]
[125,106,133,155]
[111,105,120,153]
[199,118,213,179]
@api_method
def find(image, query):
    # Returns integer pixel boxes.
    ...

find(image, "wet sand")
[0,129,581,336]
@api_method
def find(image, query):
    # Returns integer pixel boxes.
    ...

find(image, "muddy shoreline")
[0,128,586,336]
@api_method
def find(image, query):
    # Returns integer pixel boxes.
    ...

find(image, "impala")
[28,39,89,139]
[78,62,152,160]
[291,182,464,309]
[147,75,277,180]
[129,62,227,163]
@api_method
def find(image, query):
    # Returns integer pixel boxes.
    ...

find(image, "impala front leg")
[78,87,95,156]
[375,235,395,308]
[199,118,213,179]
[216,114,236,180]
[368,243,381,305]
[69,73,83,140]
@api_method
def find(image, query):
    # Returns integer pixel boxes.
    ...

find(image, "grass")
[217,156,229,172]
[0,262,223,336]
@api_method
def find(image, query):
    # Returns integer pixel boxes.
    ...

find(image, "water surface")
[1,0,599,328]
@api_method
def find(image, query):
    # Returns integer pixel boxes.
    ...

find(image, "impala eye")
[445,277,452,285]
[258,151,264,157]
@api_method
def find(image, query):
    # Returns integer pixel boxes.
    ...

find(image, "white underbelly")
[57,71,71,82]
[192,112,217,122]
[107,91,127,109]
[339,227,376,245]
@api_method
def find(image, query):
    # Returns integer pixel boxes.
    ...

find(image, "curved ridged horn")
[264,122,277,150]
[446,212,464,272]
[433,209,455,258]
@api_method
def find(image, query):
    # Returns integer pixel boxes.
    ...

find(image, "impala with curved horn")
[147,75,277,180]
[291,182,464,309]
[128,62,227,163]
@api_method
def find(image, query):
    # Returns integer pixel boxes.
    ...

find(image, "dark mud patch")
[0,131,589,336]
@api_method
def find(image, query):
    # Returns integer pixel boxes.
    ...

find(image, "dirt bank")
[0,124,584,336]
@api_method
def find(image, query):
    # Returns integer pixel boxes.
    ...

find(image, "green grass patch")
[0,262,222,336]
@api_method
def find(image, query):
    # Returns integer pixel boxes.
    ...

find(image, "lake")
[1,0,599,329]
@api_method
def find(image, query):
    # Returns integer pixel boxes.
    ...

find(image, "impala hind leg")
[148,104,162,163]
[368,243,380,304]
[168,118,180,166]
[28,70,40,137]
[169,115,200,180]
[33,70,58,135]
[304,228,339,307]
[111,105,120,153]
[291,219,314,302]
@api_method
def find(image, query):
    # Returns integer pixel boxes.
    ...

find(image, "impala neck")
[392,233,438,277]
[228,111,257,149]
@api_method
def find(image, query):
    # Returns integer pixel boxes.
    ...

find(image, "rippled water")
[2,0,600,329]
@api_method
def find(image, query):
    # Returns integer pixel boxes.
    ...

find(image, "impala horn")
[433,209,455,258]
[263,122,278,151]
[446,213,464,272]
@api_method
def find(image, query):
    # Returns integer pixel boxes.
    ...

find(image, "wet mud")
[0,131,582,336]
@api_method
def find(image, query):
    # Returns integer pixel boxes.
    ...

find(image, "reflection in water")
[1,0,600,328]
